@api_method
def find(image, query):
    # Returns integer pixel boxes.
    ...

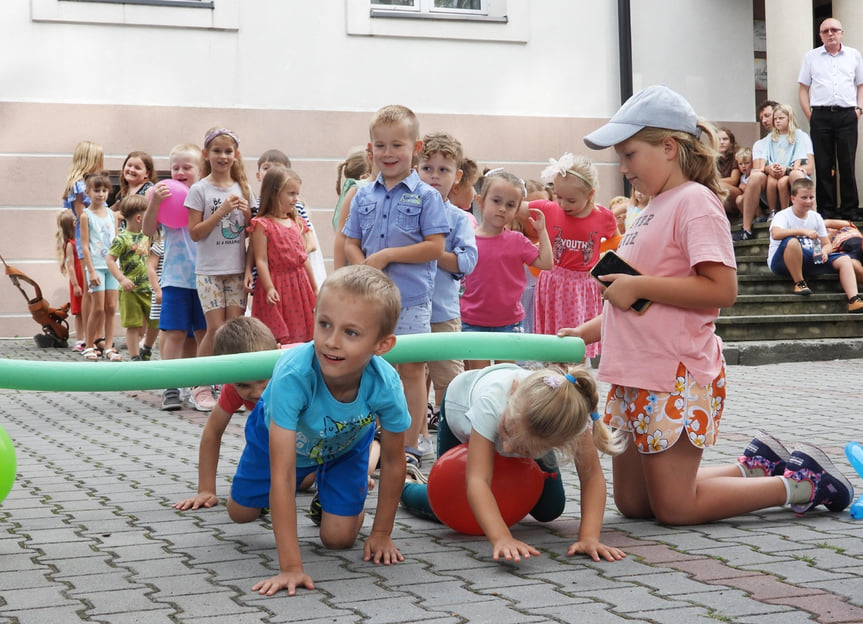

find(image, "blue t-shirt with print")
[262,342,410,469]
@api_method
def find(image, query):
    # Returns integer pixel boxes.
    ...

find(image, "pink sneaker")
[71,341,85,352]
[191,385,216,412]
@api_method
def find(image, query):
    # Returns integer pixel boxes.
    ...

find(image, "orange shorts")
[604,362,726,454]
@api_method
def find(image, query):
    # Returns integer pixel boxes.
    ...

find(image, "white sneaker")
[417,435,435,463]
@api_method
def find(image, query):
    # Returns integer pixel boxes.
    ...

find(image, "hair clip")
[543,375,563,389]
[518,178,528,198]
[564,373,577,384]
[590,411,601,421]
[540,152,594,188]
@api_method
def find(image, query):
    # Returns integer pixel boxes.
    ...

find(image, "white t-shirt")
[443,364,533,457]
[185,179,248,275]
[767,207,827,267]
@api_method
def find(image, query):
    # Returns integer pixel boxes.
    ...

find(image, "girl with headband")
[524,153,617,360]
[185,127,253,410]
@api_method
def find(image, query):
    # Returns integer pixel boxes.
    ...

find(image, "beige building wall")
[0,1,761,338]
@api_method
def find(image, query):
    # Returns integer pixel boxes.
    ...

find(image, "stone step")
[736,272,843,295]
[715,312,863,342]
[735,254,844,276]
[720,293,849,316]
[722,337,863,365]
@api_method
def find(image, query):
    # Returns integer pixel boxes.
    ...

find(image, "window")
[372,1,488,18]
[348,0,527,42]
[31,0,239,30]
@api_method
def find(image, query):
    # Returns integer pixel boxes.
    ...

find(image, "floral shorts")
[196,273,247,314]
[604,362,726,454]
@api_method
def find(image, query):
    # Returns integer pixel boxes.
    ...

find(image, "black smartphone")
[590,250,651,313]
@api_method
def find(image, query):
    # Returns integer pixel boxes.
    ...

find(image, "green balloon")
[0,333,585,392]
[0,424,15,504]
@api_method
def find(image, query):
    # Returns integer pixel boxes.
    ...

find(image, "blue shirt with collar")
[431,201,478,323]
[343,170,450,307]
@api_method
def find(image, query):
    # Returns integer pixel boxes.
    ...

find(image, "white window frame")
[348,0,527,43]
[31,0,239,31]
[371,1,491,20]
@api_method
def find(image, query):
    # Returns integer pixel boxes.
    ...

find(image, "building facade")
[0,0,857,337]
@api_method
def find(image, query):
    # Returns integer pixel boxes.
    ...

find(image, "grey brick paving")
[1,340,863,622]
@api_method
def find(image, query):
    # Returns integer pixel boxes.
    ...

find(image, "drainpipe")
[618,0,633,195]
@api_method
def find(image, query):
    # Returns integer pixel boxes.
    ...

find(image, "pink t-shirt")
[530,200,618,272]
[598,182,736,392]
[460,230,539,327]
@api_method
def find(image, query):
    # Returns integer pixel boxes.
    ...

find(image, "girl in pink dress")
[247,166,317,345]
[529,153,617,359]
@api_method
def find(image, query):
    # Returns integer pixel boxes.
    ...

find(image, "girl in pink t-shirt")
[529,153,617,358]
[564,85,852,525]
[460,170,552,370]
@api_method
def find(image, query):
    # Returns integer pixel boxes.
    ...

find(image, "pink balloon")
[154,179,189,228]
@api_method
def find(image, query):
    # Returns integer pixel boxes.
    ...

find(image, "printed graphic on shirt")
[299,411,376,465]
[206,198,244,245]
[552,226,598,267]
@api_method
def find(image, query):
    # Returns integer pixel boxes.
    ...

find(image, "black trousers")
[810,107,859,219]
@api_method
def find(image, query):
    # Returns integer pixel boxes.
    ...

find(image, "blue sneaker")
[737,430,790,477]
[784,443,853,513]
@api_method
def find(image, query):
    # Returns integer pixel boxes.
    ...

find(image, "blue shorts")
[462,320,524,333]
[159,286,206,336]
[231,404,374,516]
[769,238,846,278]
[85,267,119,293]
[395,302,431,336]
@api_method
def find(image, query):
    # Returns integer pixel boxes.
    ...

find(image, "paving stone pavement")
[1,338,862,623]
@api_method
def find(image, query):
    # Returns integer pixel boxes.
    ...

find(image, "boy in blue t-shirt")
[343,104,450,474]
[227,265,411,597]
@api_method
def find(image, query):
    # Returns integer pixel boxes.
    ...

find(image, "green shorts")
[120,290,158,329]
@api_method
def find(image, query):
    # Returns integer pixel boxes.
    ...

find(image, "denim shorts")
[461,320,524,333]
[770,237,846,278]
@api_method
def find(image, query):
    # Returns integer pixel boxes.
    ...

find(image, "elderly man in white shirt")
[799,17,863,220]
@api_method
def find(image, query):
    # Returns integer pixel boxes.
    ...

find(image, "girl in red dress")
[247,166,317,345]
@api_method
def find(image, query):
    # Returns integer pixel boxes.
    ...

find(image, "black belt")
[811,105,854,112]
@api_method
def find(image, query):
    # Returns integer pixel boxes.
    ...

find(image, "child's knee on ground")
[227,497,262,523]
[319,512,364,550]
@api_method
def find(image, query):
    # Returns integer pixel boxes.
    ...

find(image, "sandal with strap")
[405,445,422,469]
[103,347,123,362]
[94,337,106,357]
[82,347,99,362]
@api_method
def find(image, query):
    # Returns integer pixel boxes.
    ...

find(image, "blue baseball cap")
[583,85,699,150]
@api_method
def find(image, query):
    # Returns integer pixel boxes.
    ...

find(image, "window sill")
[31,0,238,31]
[349,0,527,43]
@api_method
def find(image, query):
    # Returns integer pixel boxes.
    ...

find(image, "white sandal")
[82,347,99,362]
[103,347,122,362]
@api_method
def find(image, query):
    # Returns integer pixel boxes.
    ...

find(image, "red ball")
[427,443,546,535]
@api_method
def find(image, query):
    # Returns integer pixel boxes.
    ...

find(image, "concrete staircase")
[717,221,863,364]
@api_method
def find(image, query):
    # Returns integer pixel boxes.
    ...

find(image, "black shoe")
[161,388,182,411]
[308,494,322,526]
[732,229,752,241]
[140,346,152,361]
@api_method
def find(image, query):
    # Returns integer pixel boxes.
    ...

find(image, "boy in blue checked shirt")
[343,104,449,477]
